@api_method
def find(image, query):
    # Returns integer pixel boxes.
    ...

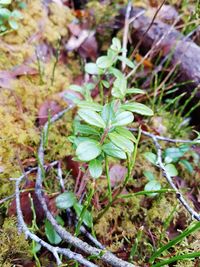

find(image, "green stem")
[122,153,131,186]
[119,189,176,199]
[95,128,141,222]
[75,181,95,236]
[129,226,144,261]
[51,45,60,86]
[99,81,104,105]
[149,221,200,263]
[105,155,112,202]
[32,240,41,267]
[130,126,141,172]
[151,251,200,267]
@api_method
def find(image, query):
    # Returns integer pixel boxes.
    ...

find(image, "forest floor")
[0,1,200,267]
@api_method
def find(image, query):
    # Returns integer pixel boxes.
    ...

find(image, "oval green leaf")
[85,62,99,74]
[143,152,157,165]
[89,158,102,179]
[45,219,62,244]
[78,109,106,128]
[112,111,134,127]
[165,163,178,177]
[78,101,103,112]
[96,56,113,69]
[108,132,134,154]
[102,142,127,159]
[122,102,153,116]
[56,192,77,209]
[115,127,137,143]
[144,180,161,197]
[74,203,93,228]
[76,140,101,161]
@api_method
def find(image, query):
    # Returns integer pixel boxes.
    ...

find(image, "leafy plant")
[61,37,153,229]
[55,190,93,235]
[144,143,199,177]
[68,37,153,177]
[0,0,24,34]
[143,171,161,197]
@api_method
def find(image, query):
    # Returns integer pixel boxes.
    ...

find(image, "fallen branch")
[129,128,198,144]
[15,173,98,267]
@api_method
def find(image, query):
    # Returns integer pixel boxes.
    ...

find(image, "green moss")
[0,217,31,266]
[0,0,74,195]
[94,196,141,252]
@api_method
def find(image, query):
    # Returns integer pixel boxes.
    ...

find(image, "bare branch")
[129,128,198,144]
[15,174,98,267]
[122,0,132,71]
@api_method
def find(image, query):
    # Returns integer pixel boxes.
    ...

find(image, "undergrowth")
[0,1,200,267]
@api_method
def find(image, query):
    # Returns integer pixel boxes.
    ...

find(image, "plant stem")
[99,81,104,105]
[151,251,200,267]
[105,155,112,202]
[95,128,141,222]
[149,221,200,263]
[51,44,60,86]
[75,181,95,236]
[130,126,141,172]
[129,226,144,261]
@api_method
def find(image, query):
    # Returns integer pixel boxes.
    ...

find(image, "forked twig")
[15,173,98,267]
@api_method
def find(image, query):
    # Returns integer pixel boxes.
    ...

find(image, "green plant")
[55,191,93,235]
[144,143,199,178]
[0,0,24,35]
[60,37,153,228]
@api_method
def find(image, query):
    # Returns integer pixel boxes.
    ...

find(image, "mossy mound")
[0,217,31,266]
[0,0,77,198]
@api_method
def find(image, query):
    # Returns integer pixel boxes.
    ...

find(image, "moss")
[0,217,31,266]
[94,196,141,252]
[3,1,74,45]
[0,0,75,198]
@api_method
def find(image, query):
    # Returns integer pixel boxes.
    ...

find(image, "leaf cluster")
[67,38,153,179]
[0,0,25,34]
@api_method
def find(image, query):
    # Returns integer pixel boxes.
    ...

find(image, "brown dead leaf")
[38,100,62,126]
[135,53,153,69]
[66,23,98,60]
[78,34,98,61]
[65,155,83,179]
[109,164,127,188]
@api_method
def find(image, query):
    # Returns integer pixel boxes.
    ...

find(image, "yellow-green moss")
[0,217,31,266]
[0,0,76,198]
[94,196,141,252]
